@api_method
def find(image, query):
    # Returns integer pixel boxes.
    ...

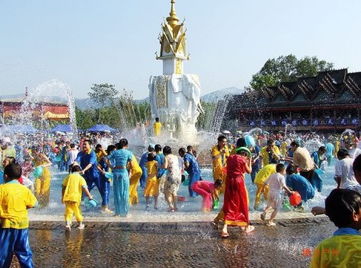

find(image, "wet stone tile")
[12,221,337,267]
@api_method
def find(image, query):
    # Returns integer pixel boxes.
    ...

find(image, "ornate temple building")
[224,69,361,132]
[0,89,70,125]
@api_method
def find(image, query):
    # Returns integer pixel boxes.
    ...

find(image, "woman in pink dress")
[221,147,254,238]
[191,179,222,212]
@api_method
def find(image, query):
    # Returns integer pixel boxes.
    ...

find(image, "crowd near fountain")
[1,1,361,267]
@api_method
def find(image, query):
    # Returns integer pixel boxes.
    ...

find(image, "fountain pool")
[29,159,336,222]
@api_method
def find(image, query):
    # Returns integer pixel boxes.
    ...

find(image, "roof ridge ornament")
[166,0,179,28]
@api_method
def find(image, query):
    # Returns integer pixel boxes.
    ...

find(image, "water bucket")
[104,172,113,181]
[32,166,43,178]
[282,198,292,211]
[85,198,98,208]
[182,178,190,186]
[245,135,256,147]
[213,199,220,210]
[289,191,302,207]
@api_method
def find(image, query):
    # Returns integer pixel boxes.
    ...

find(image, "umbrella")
[87,124,116,133]
[51,124,73,133]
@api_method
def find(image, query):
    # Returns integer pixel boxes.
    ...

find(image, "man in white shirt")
[66,143,79,171]
[334,149,359,189]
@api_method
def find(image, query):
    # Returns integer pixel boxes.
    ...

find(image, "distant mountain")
[74,98,100,110]
[1,87,243,109]
[75,97,149,110]
[201,87,244,103]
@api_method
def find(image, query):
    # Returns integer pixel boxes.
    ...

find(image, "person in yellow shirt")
[280,140,288,158]
[211,135,231,194]
[144,153,159,210]
[0,163,37,268]
[62,165,93,231]
[129,155,143,205]
[153,117,162,137]
[32,146,52,208]
[311,188,361,267]
[253,164,276,209]
[95,144,107,162]
[259,139,281,167]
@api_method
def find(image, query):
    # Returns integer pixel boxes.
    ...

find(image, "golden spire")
[166,0,179,28]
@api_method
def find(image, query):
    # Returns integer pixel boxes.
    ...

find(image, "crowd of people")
[0,126,361,267]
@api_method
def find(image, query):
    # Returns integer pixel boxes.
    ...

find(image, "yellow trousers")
[254,183,269,209]
[64,201,83,222]
[129,169,142,205]
[213,168,227,194]
[34,168,51,207]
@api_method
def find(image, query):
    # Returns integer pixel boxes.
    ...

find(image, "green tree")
[250,55,334,90]
[75,107,97,130]
[88,83,119,123]
[88,83,118,107]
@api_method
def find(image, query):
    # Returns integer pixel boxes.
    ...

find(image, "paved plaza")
[10,218,333,268]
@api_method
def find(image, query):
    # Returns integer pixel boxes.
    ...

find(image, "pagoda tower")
[156,0,189,75]
[149,0,203,141]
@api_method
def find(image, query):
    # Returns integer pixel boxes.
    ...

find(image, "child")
[62,164,93,231]
[0,163,37,268]
[21,156,35,191]
[191,179,222,212]
[253,164,276,210]
[310,189,361,267]
[144,153,159,210]
[260,163,293,226]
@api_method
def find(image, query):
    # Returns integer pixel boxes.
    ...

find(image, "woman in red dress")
[221,147,254,237]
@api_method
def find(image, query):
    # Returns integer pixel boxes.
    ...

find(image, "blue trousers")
[84,172,107,205]
[113,170,130,216]
[140,166,147,189]
[188,172,201,197]
[99,175,110,207]
[251,164,260,183]
[0,228,33,268]
[310,171,323,192]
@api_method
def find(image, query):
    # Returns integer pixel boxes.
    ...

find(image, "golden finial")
[167,0,179,27]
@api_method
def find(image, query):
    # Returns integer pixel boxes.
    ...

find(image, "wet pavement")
[11,218,334,268]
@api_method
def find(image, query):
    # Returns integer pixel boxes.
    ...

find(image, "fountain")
[149,0,203,144]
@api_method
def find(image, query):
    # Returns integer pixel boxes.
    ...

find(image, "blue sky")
[0,0,360,99]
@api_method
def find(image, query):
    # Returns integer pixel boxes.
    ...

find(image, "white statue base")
[149,74,202,143]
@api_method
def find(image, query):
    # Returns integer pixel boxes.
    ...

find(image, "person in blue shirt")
[139,145,155,189]
[74,140,105,206]
[311,146,326,169]
[107,138,133,217]
[285,164,315,203]
[325,142,335,165]
[96,145,116,214]
[179,147,201,197]
[154,144,167,192]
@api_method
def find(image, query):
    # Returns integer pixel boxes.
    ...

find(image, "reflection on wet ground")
[16,219,334,268]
